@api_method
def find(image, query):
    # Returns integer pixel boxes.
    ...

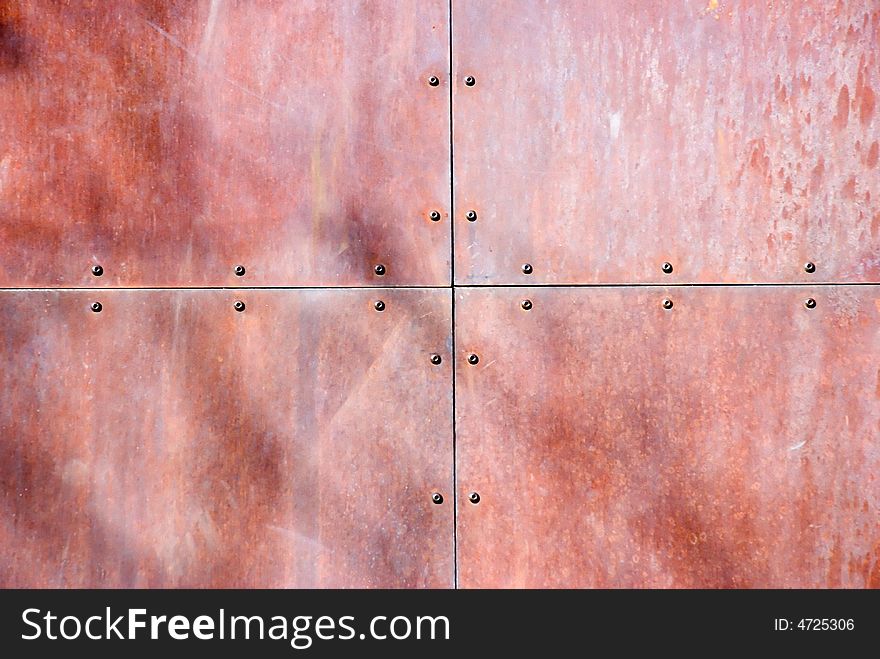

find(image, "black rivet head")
[805,298,816,309]
[234,300,246,312]
[91,265,103,277]
[374,300,385,312]
[429,210,441,222]
[661,262,673,274]
[428,76,440,87]
[521,299,533,310]
[662,298,673,310]
[430,353,442,365]
[804,262,816,274]
[467,353,479,365]
[431,492,443,505]
[521,263,533,275]
[374,264,386,276]
[468,492,481,504]
[90,302,102,313]
[464,75,476,86]
[466,210,478,222]
[234,265,246,277]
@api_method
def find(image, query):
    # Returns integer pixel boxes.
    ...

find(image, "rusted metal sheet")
[453,0,880,284]
[456,286,880,587]
[0,289,453,587]
[0,1,450,287]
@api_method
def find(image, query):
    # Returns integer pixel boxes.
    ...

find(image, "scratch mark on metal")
[144,19,287,112]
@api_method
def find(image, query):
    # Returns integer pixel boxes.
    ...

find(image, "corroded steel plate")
[453,1,880,284]
[0,1,450,286]
[456,286,880,587]
[0,289,453,587]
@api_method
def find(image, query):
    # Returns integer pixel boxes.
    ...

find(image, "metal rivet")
[430,353,442,365]
[521,299,532,310]
[804,262,816,274]
[662,262,673,274]
[521,263,533,275]
[805,298,816,309]
[468,353,479,365]
[431,492,443,504]
[374,264,386,276]
[468,492,481,504]
[234,300,246,312]
[662,298,673,310]
[234,265,246,277]
[90,302,102,313]
[428,76,440,87]
[466,210,478,222]
[374,300,385,312]
[91,265,103,277]
[464,75,476,86]
[429,210,441,222]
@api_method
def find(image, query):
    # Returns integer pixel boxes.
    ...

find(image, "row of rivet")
[659,297,817,310]
[356,296,814,313]
[428,75,475,87]
[88,297,820,314]
[89,263,394,278]
[515,261,819,277]
[431,492,480,505]
[90,264,249,278]
[426,353,481,366]
[88,262,820,280]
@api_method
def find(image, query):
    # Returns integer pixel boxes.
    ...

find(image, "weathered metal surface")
[0,289,453,587]
[453,1,880,284]
[0,1,450,287]
[456,286,880,587]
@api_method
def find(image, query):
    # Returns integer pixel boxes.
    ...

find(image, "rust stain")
[834,84,851,130]
[856,59,876,126]
[860,86,875,125]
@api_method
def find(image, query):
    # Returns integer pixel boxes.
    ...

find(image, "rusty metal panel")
[0,288,452,587]
[453,1,880,284]
[456,286,880,587]
[0,1,450,287]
